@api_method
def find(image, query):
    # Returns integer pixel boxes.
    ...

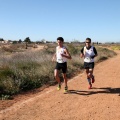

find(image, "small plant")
[67,44,79,55]
[0,94,12,100]
[0,44,117,98]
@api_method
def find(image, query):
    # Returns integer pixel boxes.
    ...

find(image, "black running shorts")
[84,62,94,69]
[55,62,67,73]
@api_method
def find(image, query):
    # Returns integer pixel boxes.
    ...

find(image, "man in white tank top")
[80,38,98,89]
[52,37,72,92]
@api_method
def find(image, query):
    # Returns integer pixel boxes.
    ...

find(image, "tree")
[24,37,31,43]
[18,39,22,43]
[12,41,18,44]
[0,38,4,41]
[24,37,31,49]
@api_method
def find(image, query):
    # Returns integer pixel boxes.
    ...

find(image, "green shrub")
[67,44,79,55]
[0,44,117,99]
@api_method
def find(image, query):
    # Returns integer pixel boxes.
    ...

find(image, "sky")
[0,0,120,43]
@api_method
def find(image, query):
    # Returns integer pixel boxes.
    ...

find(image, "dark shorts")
[84,62,94,69]
[55,62,67,73]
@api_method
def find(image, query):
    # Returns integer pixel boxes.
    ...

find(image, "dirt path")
[0,51,120,120]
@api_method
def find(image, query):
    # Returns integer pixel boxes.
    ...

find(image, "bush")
[67,44,80,55]
[0,44,117,99]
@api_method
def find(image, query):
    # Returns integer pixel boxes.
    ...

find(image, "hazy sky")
[0,0,120,42]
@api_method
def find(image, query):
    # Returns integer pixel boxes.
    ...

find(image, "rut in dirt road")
[0,51,120,120]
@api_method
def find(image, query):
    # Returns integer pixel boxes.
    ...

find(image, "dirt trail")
[0,51,120,120]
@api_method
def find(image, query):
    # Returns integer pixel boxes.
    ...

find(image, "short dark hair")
[86,38,91,43]
[57,37,64,42]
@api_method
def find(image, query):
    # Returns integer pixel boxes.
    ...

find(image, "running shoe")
[64,86,68,93]
[92,75,95,83]
[57,84,61,90]
[88,84,92,89]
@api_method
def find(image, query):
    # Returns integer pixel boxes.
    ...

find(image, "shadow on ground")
[67,87,120,96]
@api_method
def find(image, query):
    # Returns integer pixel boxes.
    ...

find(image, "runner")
[52,37,72,92]
[80,38,98,89]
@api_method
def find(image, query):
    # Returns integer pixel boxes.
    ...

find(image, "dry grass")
[0,43,117,99]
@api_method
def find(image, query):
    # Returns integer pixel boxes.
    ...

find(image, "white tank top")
[56,46,67,63]
[84,46,95,63]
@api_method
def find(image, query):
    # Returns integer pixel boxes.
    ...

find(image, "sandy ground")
[0,50,120,120]
[31,45,46,51]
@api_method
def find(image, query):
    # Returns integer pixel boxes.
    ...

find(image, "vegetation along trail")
[0,50,120,120]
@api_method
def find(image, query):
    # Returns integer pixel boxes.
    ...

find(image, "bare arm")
[80,47,84,58]
[61,48,72,59]
[80,53,84,58]
[52,53,56,62]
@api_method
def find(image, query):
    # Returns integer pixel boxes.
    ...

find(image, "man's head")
[57,37,64,42]
[85,38,91,47]
[57,37,64,46]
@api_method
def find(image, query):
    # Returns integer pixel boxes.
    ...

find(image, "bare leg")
[86,69,92,88]
[88,69,94,78]
[62,73,67,87]
[86,69,90,78]
[54,69,61,84]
